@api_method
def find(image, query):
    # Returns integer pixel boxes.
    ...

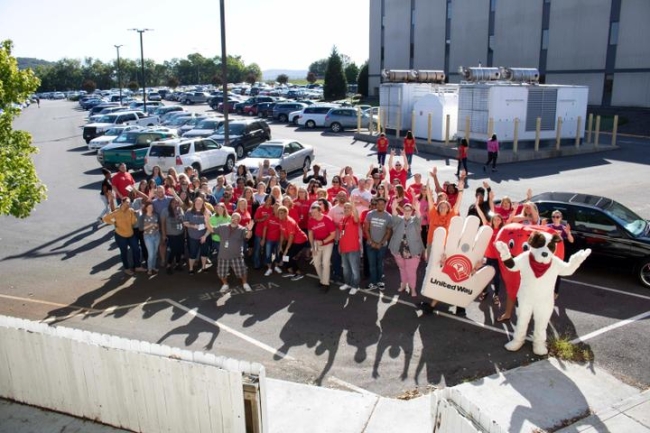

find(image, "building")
[369,0,650,108]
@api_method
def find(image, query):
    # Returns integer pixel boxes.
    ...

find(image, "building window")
[609,22,619,45]
[542,29,549,50]
[490,0,497,12]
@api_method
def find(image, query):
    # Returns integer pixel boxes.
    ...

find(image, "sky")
[0,0,370,71]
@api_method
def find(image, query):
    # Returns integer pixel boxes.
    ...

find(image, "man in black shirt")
[467,181,492,218]
[303,164,328,186]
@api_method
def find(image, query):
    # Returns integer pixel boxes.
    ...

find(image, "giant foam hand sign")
[421,215,495,307]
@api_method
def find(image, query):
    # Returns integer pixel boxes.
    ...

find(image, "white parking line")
[565,279,650,301]
[570,310,650,344]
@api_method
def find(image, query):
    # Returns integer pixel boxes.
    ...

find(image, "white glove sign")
[421,215,495,308]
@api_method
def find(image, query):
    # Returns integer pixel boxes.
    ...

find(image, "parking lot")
[0,100,649,398]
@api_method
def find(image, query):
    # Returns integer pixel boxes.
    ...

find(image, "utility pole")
[220,0,229,147]
[129,28,153,112]
[114,45,123,104]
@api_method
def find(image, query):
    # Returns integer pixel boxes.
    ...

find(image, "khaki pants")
[313,243,333,285]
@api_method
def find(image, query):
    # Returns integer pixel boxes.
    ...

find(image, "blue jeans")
[341,250,361,288]
[144,232,161,271]
[253,235,263,269]
[366,243,387,284]
[264,239,280,266]
[114,233,141,270]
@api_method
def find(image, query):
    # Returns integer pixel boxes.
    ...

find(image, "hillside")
[17,57,53,70]
[262,69,308,81]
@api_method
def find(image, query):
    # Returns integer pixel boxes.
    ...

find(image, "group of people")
[98,136,571,316]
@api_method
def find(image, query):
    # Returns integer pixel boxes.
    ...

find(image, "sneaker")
[377,282,385,291]
[135,267,147,272]
[282,273,295,278]
[243,283,252,292]
[219,284,230,293]
[274,266,283,274]
[124,269,135,276]
[264,269,273,276]
[367,283,377,290]
[291,274,304,281]
[492,168,498,172]
[339,284,350,291]
[349,287,358,295]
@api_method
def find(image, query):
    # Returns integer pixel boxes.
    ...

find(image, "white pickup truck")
[82,111,160,143]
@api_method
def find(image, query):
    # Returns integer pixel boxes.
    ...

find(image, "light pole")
[220,0,229,147]
[114,44,123,104]
[129,28,153,112]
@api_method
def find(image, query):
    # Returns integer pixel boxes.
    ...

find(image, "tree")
[357,62,369,97]
[127,81,139,92]
[323,46,347,101]
[308,59,328,78]
[81,79,96,94]
[245,73,257,86]
[211,74,223,87]
[306,71,317,84]
[344,62,359,85]
[0,40,47,218]
[276,74,289,85]
[167,76,179,89]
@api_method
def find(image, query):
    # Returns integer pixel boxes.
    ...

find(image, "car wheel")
[292,116,299,126]
[302,157,311,172]
[192,163,201,177]
[638,258,650,289]
[235,145,244,159]
[224,156,235,173]
[306,120,316,129]
[279,114,288,123]
[330,122,342,133]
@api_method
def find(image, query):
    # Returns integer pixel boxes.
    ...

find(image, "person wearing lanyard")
[308,203,336,292]
[277,206,309,281]
[183,197,212,274]
[213,212,254,293]
[338,202,361,295]
[161,199,185,274]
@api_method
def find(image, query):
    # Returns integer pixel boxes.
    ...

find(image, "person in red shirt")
[308,203,336,290]
[407,173,423,198]
[327,176,348,202]
[278,206,309,281]
[111,163,136,203]
[376,132,389,166]
[388,149,408,186]
[252,195,275,269]
[262,205,283,276]
[234,198,252,228]
[403,130,418,175]
[220,185,236,214]
[294,188,312,231]
[338,202,361,294]
[232,177,246,201]
[456,138,469,177]
[475,200,505,308]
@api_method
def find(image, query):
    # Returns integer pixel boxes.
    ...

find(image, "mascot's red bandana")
[528,254,551,277]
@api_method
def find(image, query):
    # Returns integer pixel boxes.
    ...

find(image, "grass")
[548,336,594,363]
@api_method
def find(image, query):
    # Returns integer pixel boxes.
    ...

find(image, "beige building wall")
[382,0,411,70]
[612,74,650,107]
[412,0,446,70]
[492,0,543,68]
[448,0,490,73]
[546,0,610,70]
[368,0,383,96]
[616,0,650,69]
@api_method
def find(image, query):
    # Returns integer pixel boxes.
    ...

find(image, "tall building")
[369,0,650,107]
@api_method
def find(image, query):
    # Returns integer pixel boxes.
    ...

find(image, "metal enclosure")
[413,90,459,141]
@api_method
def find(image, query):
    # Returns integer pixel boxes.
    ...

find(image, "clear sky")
[0,0,370,71]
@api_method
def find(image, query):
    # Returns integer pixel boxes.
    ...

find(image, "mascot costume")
[495,224,591,355]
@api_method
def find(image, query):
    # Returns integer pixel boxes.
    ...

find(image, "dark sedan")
[531,192,650,288]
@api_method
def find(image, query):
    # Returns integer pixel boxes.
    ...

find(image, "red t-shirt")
[265,215,281,242]
[339,216,361,253]
[237,210,251,228]
[220,197,236,214]
[327,186,348,203]
[389,168,407,187]
[458,145,468,159]
[232,186,244,201]
[403,138,416,155]
[485,226,499,259]
[408,182,423,198]
[280,217,308,245]
[254,205,274,236]
[112,172,135,198]
[376,136,389,153]
[308,215,336,244]
[294,199,312,229]
[360,209,371,239]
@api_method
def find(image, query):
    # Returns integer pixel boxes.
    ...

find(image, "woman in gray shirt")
[388,201,424,297]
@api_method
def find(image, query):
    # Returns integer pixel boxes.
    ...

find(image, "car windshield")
[95,114,118,123]
[112,132,139,144]
[602,200,648,237]
[215,124,246,135]
[196,119,220,129]
[249,146,283,159]
[169,116,191,126]
[104,127,123,136]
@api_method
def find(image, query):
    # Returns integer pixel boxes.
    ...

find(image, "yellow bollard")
[575,116,582,148]
[465,115,470,143]
[357,110,361,133]
[488,117,494,140]
[513,118,519,153]
[595,115,601,148]
[427,113,432,143]
[612,115,619,147]
[534,117,541,152]
[377,108,382,134]
[411,110,416,134]
[555,117,562,150]
[587,113,593,144]
[396,112,401,138]
[445,114,450,146]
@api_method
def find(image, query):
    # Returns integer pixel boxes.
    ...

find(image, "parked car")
[530,192,650,288]
[147,92,162,101]
[182,118,225,139]
[209,119,271,159]
[177,115,209,137]
[323,107,371,132]
[180,92,210,105]
[82,111,159,143]
[210,96,242,111]
[297,104,338,129]
[256,102,277,118]
[238,140,313,178]
[87,125,142,151]
[97,129,177,170]
[143,138,236,177]
[273,102,308,123]
[154,105,185,122]
[234,96,275,115]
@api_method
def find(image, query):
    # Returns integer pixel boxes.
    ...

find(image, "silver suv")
[323,107,370,133]
[297,104,338,129]
[144,138,236,177]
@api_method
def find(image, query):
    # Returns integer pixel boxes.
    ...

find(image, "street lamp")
[220,0,229,147]
[114,44,123,104]
[128,28,153,112]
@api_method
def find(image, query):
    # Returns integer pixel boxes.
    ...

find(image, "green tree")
[344,62,359,85]
[127,81,139,92]
[81,79,96,94]
[211,74,223,87]
[357,62,369,97]
[323,46,347,101]
[0,40,47,218]
[308,59,328,78]
[306,71,317,84]
[276,74,289,85]
[167,76,179,89]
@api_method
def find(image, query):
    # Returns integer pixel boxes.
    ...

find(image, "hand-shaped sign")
[421,215,495,307]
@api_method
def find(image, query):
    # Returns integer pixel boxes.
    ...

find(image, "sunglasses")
[552,215,562,219]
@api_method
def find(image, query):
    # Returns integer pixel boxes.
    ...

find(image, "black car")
[256,102,277,118]
[209,119,271,159]
[531,192,650,288]
[272,102,307,123]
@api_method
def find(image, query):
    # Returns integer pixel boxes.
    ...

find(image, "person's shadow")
[372,303,419,381]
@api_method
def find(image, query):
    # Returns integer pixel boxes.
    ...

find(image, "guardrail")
[0,315,266,433]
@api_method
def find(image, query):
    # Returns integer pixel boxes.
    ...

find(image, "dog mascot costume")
[495,224,591,356]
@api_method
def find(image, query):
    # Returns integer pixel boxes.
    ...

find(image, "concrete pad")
[265,378,379,433]
[364,394,435,433]
[451,358,641,433]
